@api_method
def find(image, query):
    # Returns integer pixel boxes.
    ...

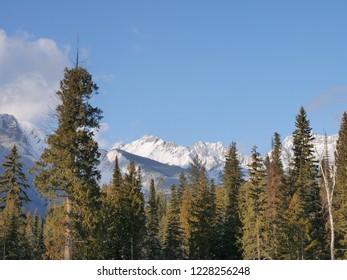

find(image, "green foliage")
[287,107,326,259]
[177,172,188,205]
[239,146,269,259]
[43,204,66,260]
[116,162,146,259]
[3,75,346,261]
[34,66,102,259]
[163,185,184,259]
[145,179,162,259]
[100,157,123,259]
[334,112,347,259]
[0,145,31,259]
[0,199,27,259]
[189,163,217,259]
[265,132,289,259]
[179,177,192,258]
[25,210,45,259]
[0,145,30,210]
[219,142,243,259]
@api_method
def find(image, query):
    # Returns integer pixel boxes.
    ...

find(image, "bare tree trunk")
[256,216,260,260]
[320,161,335,260]
[317,136,335,260]
[64,196,73,260]
[329,206,335,260]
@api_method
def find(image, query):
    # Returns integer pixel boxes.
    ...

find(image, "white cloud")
[132,44,144,53]
[0,29,69,122]
[308,87,347,112]
[129,26,149,54]
[130,26,140,35]
[93,122,111,149]
[94,71,115,85]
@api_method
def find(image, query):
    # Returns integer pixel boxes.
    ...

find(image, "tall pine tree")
[265,132,289,259]
[189,165,216,259]
[116,162,146,259]
[146,179,162,259]
[43,204,66,259]
[100,156,123,259]
[220,142,243,259]
[34,66,102,259]
[179,175,192,258]
[25,210,45,259]
[334,111,347,259]
[0,145,31,259]
[163,184,184,259]
[239,146,269,259]
[287,107,326,259]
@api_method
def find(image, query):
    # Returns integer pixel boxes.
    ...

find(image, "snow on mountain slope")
[101,147,187,191]
[0,113,341,192]
[20,121,47,159]
[0,114,46,214]
[0,114,36,160]
[281,134,338,171]
[112,135,235,180]
[0,114,47,160]
[1,113,341,214]
[112,135,194,168]
[111,134,339,183]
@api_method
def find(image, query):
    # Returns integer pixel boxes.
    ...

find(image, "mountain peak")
[0,113,21,130]
[0,113,29,153]
[139,135,163,144]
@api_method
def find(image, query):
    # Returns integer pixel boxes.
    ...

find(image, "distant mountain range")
[0,113,338,213]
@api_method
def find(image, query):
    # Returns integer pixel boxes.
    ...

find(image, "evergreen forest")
[1,65,347,260]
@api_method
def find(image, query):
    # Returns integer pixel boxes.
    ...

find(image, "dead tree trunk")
[64,196,73,260]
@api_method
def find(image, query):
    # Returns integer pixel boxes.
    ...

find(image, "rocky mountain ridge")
[0,113,339,212]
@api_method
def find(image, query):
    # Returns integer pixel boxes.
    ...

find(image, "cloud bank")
[308,87,347,112]
[0,29,69,122]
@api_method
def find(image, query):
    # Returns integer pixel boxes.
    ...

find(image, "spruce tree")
[189,166,216,259]
[334,111,347,259]
[265,132,288,259]
[34,66,102,259]
[0,145,30,259]
[154,180,168,253]
[177,172,188,205]
[188,155,203,190]
[239,146,269,259]
[163,185,184,259]
[116,162,146,259]
[0,145,30,210]
[288,107,326,259]
[179,178,192,258]
[25,210,45,259]
[220,142,243,259]
[0,199,23,259]
[43,204,66,259]
[146,179,162,259]
[100,156,123,259]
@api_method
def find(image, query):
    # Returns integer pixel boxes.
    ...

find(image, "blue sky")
[1,0,347,154]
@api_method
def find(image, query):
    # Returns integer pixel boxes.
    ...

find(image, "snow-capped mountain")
[20,121,47,159]
[0,114,47,215]
[0,114,47,160]
[100,147,186,192]
[0,113,340,213]
[280,134,338,171]
[110,135,255,183]
[111,135,232,181]
[108,133,338,185]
